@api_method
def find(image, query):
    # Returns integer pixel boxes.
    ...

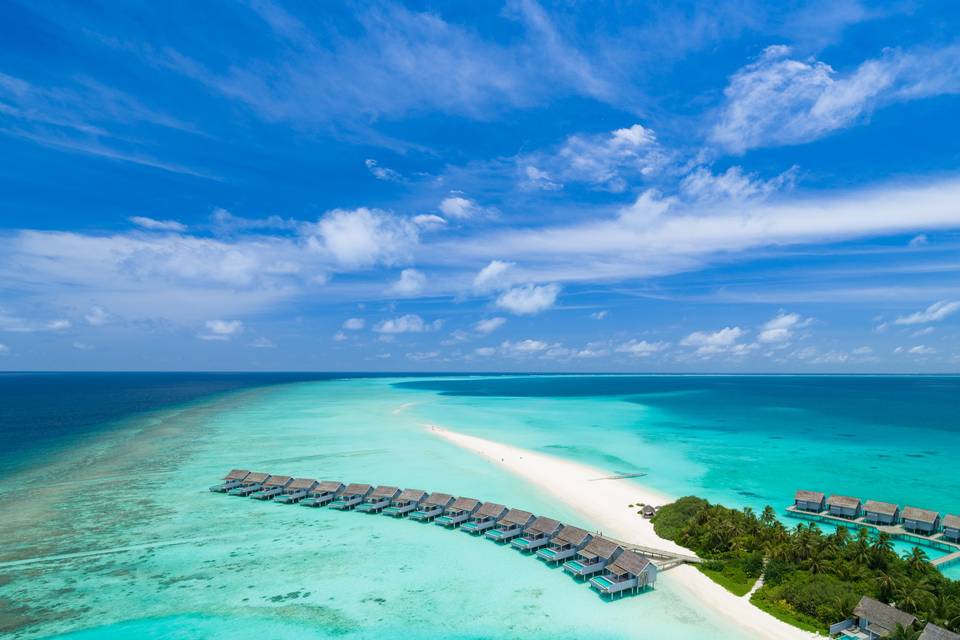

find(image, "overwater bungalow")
[942,515,960,543]
[863,500,900,526]
[536,525,593,563]
[210,469,250,493]
[251,475,294,500]
[794,490,826,513]
[563,537,624,578]
[461,502,508,535]
[356,485,401,513]
[434,497,481,528]
[300,481,345,508]
[902,506,941,535]
[383,489,428,517]
[919,622,960,640]
[274,478,318,504]
[589,550,657,598]
[512,516,563,552]
[832,595,916,640]
[826,495,863,519]
[410,492,455,522]
[227,472,271,496]
[328,483,374,510]
[485,509,536,543]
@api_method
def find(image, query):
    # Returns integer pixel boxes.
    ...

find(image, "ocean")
[2,374,958,639]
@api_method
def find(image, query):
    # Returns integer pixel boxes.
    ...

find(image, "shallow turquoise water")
[3,374,958,639]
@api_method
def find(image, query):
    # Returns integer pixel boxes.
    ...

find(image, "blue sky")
[2,0,960,372]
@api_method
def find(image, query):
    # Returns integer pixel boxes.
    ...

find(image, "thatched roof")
[475,502,507,518]
[942,514,960,530]
[499,509,534,526]
[554,525,591,546]
[854,596,916,637]
[245,472,270,483]
[795,490,824,502]
[396,488,427,503]
[370,485,400,499]
[316,481,344,493]
[343,483,372,495]
[263,475,292,487]
[224,469,250,481]
[525,516,562,536]
[580,536,622,561]
[864,500,899,516]
[920,623,960,640]
[827,495,861,509]
[902,506,940,524]
[287,478,317,490]
[423,492,454,508]
[450,497,480,512]
[607,550,652,577]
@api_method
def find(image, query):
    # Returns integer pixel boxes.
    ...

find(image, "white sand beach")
[428,424,819,640]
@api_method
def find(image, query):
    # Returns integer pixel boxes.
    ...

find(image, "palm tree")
[887,623,921,640]
[872,532,894,555]
[760,505,777,528]
[896,579,934,615]
[904,547,929,574]
[874,570,897,602]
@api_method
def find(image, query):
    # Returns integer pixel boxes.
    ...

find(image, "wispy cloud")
[893,300,960,325]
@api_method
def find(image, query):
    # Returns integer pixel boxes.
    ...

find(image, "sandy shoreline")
[428,423,818,640]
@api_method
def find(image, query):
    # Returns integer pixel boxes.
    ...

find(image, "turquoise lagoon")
[1,374,959,638]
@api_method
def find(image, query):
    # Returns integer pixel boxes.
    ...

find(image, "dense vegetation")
[652,497,960,635]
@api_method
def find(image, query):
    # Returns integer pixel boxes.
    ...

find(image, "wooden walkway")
[600,534,701,570]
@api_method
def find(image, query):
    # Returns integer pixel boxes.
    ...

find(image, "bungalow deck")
[251,475,294,500]
[512,517,562,552]
[274,478,318,504]
[537,525,593,563]
[356,486,400,513]
[563,537,624,578]
[434,497,480,528]
[486,509,535,543]
[227,472,271,497]
[383,489,427,517]
[328,483,373,510]
[410,492,455,522]
[300,481,345,508]
[460,502,508,535]
[210,469,250,493]
[589,551,657,598]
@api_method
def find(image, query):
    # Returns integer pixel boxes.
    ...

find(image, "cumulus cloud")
[758,311,812,344]
[439,194,492,220]
[365,158,402,182]
[500,339,549,356]
[522,165,562,191]
[249,336,275,348]
[310,207,418,269]
[711,44,960,153]
[199,319,243,340]
[474,317,506,334]
[615,339,668,357]
[129,216,187,232]
[84,305,111,326]
[681,326,746,355]
[342,317,365,330]
[473,260,514,292]
[893,300,960,325]
[495,283,560,315]
[389,268,426,296]
[374,314,441,334]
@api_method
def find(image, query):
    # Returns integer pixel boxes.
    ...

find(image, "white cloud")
[911,327,935,337]
[893,300,960,325]
[374,314,441,334]
[681,326,746,355]
[908,234,928,247]
[342,318,365,330]
[852,346,873,355]
[590,310,608,320]
[473,260,514,292]
[72,341,94,350]
[0,343,8,355]
[500,339,549,355]
[0,311,71,333]
[474,346,496,357]
[574,343,609,358]
[249,336,275,348]
[310,207,418,269]
[84,305,110,326]
[412,214,447,230]
[615,339,668,357]
[333,331,348,342]
[523,165,562,191]
[680,165,797,204]
[389,268,426,296]
[474,317,506,334]
[896,344,936,355]
[199,319,243,340]
[711,44,960,153]
[129,216,187,232]
[47,319,71,331]
[406,351,439,361]
[439,194,491,220]
[495,283,560,315]
[758,311,812,344]
[365,158,402,182]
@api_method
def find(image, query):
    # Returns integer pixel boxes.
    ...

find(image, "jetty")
[210,469,703,597]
